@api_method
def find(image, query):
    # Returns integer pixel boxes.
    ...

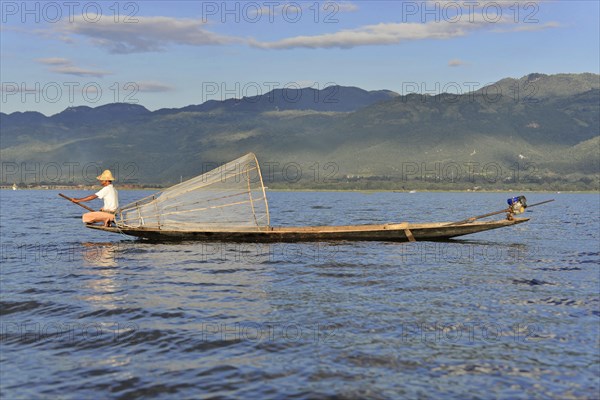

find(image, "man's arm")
[73,194,98,203]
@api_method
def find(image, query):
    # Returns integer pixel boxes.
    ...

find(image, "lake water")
[1,190,598,399]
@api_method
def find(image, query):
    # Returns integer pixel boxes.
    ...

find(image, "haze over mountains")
[1,73,598,189]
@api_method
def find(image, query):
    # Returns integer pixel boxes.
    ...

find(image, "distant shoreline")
[2,186,597,194]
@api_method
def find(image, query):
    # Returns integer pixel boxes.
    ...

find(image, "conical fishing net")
[117,153,270,231]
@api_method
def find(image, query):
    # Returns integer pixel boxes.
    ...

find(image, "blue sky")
[1,0,598,115]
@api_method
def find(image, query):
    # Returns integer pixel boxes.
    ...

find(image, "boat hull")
[86,218,529,242]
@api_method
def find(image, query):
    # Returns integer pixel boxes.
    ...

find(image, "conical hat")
[97,170,115,181]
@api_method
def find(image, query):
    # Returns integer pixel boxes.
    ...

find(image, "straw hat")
[97,170,115,181]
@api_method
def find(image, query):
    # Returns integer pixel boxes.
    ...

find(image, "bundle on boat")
[117,153,270,232]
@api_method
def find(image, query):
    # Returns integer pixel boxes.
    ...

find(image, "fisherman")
[73,170,119,227]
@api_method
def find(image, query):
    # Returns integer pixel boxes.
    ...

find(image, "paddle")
[446,199,555,226]
[59,193,95,212]
[525,199,556,209]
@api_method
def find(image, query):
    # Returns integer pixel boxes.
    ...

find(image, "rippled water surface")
[1,190,599,399]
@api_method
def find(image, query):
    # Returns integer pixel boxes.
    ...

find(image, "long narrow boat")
[80,153,534,242]
[86,218,529,242]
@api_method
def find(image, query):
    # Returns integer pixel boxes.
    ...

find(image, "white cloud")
[36,57,71,66]
[337,2,359,13]
[249,20,482,49]
[46,9,560,53]
[495,21,562,32]
[35,57,111,77]
[57,15,236,54]
[448,59,467,67]
[49,65,111,78]
[247,8,561,50]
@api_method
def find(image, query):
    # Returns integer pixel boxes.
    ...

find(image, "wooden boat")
[71,153,546,242]
[86,217,529,242]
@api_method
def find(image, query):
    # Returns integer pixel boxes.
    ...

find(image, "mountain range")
[1,73,598,190]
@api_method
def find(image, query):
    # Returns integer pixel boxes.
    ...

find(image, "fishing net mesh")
[117,153,270,231]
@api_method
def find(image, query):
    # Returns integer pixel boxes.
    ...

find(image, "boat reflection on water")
[81,242,119,268]
[78,242,122,307]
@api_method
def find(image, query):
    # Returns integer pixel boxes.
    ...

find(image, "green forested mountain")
[1,73,598,189]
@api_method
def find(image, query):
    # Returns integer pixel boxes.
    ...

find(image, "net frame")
[116,153,270,231]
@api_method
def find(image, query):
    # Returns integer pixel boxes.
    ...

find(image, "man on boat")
[73,170,119,227]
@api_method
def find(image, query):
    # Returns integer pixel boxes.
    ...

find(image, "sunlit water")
[1,190,598,399]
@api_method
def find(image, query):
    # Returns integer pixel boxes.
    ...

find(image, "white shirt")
[95,184,119,212]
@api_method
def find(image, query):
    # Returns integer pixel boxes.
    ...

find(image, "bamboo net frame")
[116,153,270,231]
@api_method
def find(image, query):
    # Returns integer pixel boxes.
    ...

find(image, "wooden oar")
[59,193,95,212]
[525,199,556,209]
[446,208,509,226]
[446,199,555,226]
